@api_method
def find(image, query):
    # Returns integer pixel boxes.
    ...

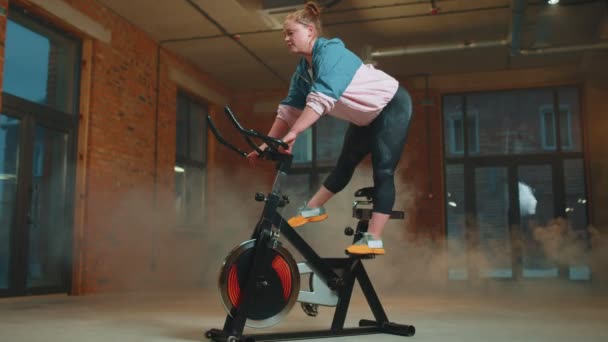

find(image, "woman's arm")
[281,106,322,153]
[288,106,321,136]
[259,117,291,150]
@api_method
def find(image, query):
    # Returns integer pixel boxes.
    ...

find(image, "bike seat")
[354,187,374,200]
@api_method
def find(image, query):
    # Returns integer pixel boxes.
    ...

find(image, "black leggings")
[323,86,412,214]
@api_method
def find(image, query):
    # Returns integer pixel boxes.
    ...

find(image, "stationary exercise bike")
[205,106,415,342]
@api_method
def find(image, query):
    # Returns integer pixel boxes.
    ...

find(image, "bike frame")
[206,106,415,342]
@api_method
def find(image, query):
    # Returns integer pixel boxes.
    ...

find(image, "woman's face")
[283,19,314,55]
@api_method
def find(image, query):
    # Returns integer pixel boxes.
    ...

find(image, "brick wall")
[0,0,233,293]
[399,88,445,243]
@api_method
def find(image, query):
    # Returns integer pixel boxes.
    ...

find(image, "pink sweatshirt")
[277,64,399,127]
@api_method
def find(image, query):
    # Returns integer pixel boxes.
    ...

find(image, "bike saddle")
[354,187,374,200]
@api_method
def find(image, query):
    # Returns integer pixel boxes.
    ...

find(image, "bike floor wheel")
[218,239,300,328]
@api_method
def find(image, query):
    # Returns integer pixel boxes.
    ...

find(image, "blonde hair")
[285,1,323,36]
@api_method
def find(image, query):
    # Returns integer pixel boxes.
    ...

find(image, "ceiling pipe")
[368,39,608,58]
[510,0,528,56]
[519,40,608,55]
[370,39,508,57]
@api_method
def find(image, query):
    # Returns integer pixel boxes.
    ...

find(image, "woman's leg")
[289,123,371,227]
[305,185,334,208]
[368,87,413,238]
[322,123,372,195]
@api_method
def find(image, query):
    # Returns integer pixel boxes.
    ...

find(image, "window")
[447,114,464,154]
[540,105,572,151]
[284,115,347,212]
[442,86,588,281]
[446,110,479,155]
[291,115,348,167]
[4,9,80,114]
[292,128,313,164]
[175,92,207,228]
[539,106,556,150]
[1,7,80,294]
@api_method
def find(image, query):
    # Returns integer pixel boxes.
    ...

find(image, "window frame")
[174,90,208,230]
[446,110,479,155]
[539,104,573,151]
[3,6,82,116]
[441,85,588,282]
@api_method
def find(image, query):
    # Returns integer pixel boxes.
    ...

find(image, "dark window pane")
[3,12,79,114]
[28,125,70,288]
[0,115,20,289]
[466,112,479,154]
[443,95,464,156]
[176,95,188,158]
[175,93,207,229]
[292,128,312,165]
[175,164,205,227]
[541,110,556,150]
[518,165,558,278]
[563,159,590,280]
[445,164,467,280]
[316,115,348,167]
[189,102,205,163]
[558,87,582,152]
[467,89,553,155]
[453,118,464,152]
[475,167,512,278]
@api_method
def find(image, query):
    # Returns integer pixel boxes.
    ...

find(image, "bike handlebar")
[206,105,290,160]
[206,112,248,157]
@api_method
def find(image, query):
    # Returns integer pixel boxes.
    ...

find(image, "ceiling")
[97,0,608,91]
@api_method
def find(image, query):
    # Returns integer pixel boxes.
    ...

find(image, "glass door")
[472,163,561,280]
[465,161,590,281]
[0,114,21,294]
[518,164,558,278]
[26,123,72,289]
[474,166,513,278]
[0,102,76,296]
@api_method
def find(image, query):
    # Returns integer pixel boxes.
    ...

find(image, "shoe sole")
[345,247,385,255]
[288,214,328,227]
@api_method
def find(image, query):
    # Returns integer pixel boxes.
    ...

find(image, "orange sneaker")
[346,233,385,255]
[287,204,328,227]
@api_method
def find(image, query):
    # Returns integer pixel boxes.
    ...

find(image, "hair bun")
[305,1,321,17]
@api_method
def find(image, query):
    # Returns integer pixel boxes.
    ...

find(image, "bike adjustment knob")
[255,192,266,202]
[344,227,354,236]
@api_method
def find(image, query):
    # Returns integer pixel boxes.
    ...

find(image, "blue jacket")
[280,37,363,110]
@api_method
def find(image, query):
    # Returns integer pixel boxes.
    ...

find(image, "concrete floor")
[1,289,607,342]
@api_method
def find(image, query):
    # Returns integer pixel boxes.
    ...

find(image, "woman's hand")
[246,143,267,166]
[246,150,260,166]
[280,131,298,154]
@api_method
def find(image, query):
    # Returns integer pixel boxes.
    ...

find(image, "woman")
[248,1,412,255]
